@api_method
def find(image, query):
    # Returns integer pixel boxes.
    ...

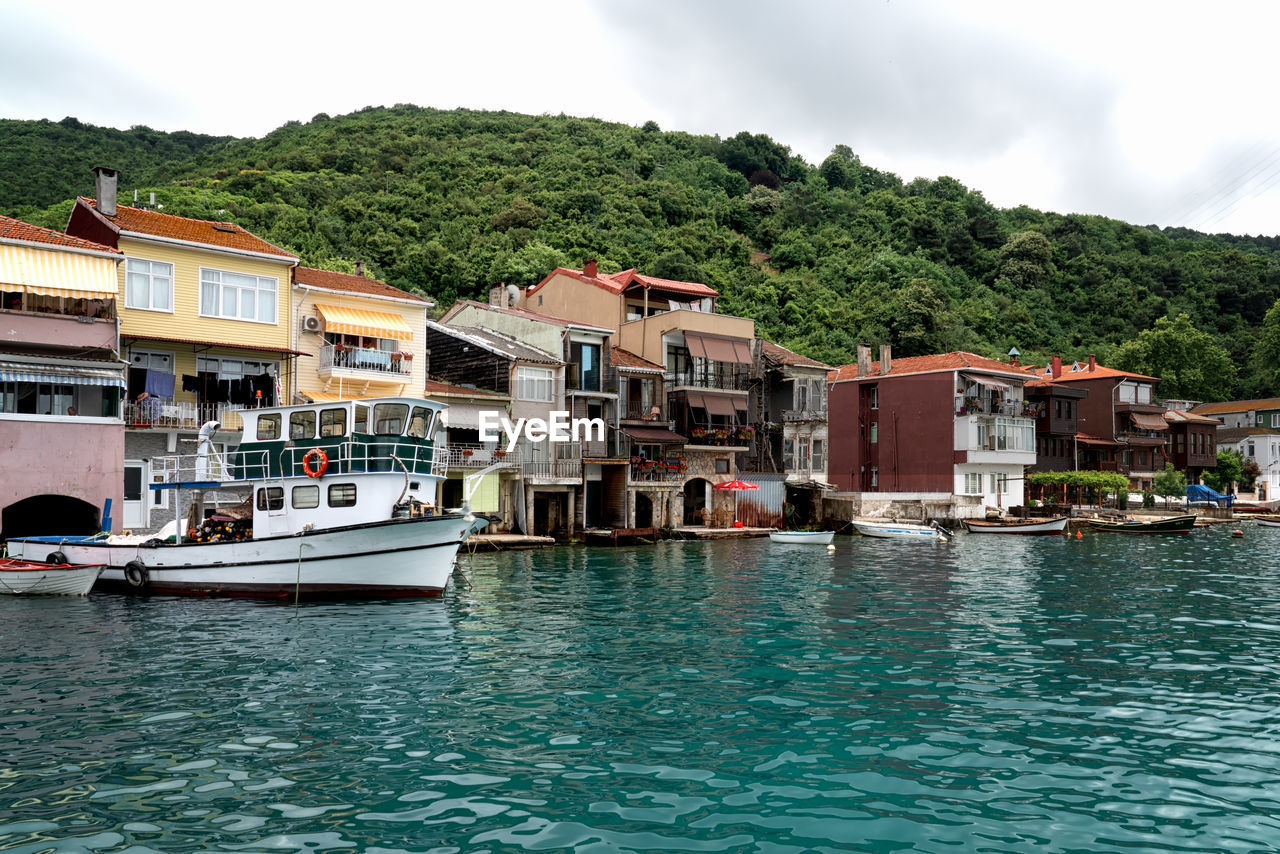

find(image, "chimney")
[1051,355,1062,379]
[879,344,892,375]
[489,283,507,307]
[583,259,598,278]
[354,261,365,277]
[857,344,872,378]
[1088,354,1096,372]
[93,166,119,217]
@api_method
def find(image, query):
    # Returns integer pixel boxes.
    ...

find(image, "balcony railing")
[125,401,255,432]
[522,458,583,479]
[630,457,687,482]
[622,402,667,421]
[446,444,521,468]
[960,415,1036,453]
[687,426,755,447]
[782,408,826,422]
[153,442,448,483]
[319,344,413,377]
[958,399,1038,418]
[665,368,750,391]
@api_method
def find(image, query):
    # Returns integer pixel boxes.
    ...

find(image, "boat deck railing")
[151,442,449,485]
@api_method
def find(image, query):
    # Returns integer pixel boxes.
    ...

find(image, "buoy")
[1232,529,1244,538]
[1076,529,1083,539]
[826,544,836,551]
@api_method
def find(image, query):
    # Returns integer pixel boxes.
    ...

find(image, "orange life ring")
[302,448,328,478]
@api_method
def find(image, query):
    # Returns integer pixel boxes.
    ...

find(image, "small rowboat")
[769,531,835,545]
[1087,514,1197,535]
[1254,515,1280,528]
[851,520,952,542]
[0,558,103,595]
[963,516,1068,535]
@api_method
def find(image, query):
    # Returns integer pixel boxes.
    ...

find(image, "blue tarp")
[1186,484,1234,506]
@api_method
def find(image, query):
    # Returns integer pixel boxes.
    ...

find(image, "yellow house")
[64,167,301,531]
[291,265,432,403]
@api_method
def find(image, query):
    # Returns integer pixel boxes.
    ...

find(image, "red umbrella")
[713,479,759,491]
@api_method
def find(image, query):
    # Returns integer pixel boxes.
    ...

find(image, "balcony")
[446,444,521,469]
[522,458,583,480]
[630,457,687,483]
[318,344,414,379]
[686,425,754,450]
[958,399,1039,419]
[665,367,750,391]
[1116,429,1168,446]
[622,402,669,422]
[782,408,827,422]
[955,415,1036,462]
[2,307,117,352]
[125,400,254,433]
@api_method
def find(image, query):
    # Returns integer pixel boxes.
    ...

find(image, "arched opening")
[635,493,653,528]
[2,494,100,542]
[683,478,711,526]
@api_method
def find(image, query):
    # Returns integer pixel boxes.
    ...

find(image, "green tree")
[1202,448,1245,493]
[1249,298,1280,395]
[1153,463,1187,504]
[1109,313,1237,400]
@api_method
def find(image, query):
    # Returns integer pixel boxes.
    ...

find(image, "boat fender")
[46,550,67,565]
[124,561,149,589]
[143,538,164,547]
[302,448,329,478]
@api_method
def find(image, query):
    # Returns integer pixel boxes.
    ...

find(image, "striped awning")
[0,360,126,387]
[315,304,414,340]
[0,243,119,298]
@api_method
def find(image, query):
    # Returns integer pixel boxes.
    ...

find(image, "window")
[517,366,554,402]
[964,472,983,494]
[320,408,347,437]
[372,403,409,435]
[256,486,284,511]
[990,472,1008,495]
[199,268,278,323]
[1273,414,1280,428]
[329,483,357,507]
[290,410,316,440]
[870,466,878,487]
[868,385,878,410]
[354,405,369,433]
[811,379,826,412]
[870,421,878,444]
[812,439,824,470]
[570,342,601,392]
[783,438,795,470]
[1248,442,1256,457]
[715,458,730,474]
[797,437,810,470]
[408,407,431,439]
[256,413,281,440]
[125,258,173,311]
[796,381,808,411]
[292,485,320,509]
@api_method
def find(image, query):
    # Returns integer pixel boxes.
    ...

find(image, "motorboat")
[1254,515,1280,528]
[768,531,836,545]
[963,516,1069,535]
[7,397,489,599]
[1086,514,1197,534]
[851,519,952,542]
[0,558,103,595]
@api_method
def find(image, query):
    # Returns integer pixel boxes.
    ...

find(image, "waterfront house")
[423,378,515,528]
[0,214,126,540]
[515,261,755,527]
[64,168,301,532]
[1023,355,1165,491]
[611,344,685,529]
[827,347,1036,517]
[1190,397,1280,430]
[424,320,573,537]
[292,265,432,404]
[1162,409,1220,485]
[1216,426,1280,501]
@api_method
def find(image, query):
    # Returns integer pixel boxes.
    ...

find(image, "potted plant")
[462,449,474,458]
[691,427,708,440]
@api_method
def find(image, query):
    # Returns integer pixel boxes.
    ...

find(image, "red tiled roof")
[761,339,830,370]
[1022,361,1160,384]
[1191,397,1280,415]
[828,351,1026,383]
[528,265,719,299]
[294,266,429,303]
[442,299,611,331]
[423,379,505,398]
[80,198,296,259]
[610,346,664,371]
[0,213,120,254]
[1163,410,1220,425]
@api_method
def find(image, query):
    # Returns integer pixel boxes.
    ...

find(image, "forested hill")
[5,105,1280,398]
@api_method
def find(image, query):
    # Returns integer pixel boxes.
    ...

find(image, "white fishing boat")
[0,558,104,595]
[963,516,1069,535]
[8,397,488,599]
[851,519,952,542]
[768,531,836,545]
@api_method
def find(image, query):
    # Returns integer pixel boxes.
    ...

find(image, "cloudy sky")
[4,0,1279,236]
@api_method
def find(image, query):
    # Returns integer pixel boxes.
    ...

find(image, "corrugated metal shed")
[734,473,787,528]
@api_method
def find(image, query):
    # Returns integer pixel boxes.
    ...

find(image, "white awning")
[963,373,1011,392]
[442,403,499,429]
[0,243,119,298]
[0,360,126,387]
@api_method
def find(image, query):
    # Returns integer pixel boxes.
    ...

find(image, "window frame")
[198,266,279,324]
[328,483,357,507]
[124,257,174,313]
[516,365,554,403]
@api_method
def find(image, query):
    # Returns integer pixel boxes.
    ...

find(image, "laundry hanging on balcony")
[314,304,414,340]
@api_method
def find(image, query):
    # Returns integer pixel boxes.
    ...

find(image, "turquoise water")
[3,529,1280,852]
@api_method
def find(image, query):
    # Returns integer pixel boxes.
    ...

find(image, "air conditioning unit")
[300,315,322,334]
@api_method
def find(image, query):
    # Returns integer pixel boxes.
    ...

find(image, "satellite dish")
[507,284,521,305]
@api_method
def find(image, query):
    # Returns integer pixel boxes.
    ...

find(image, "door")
[123,460,147,529]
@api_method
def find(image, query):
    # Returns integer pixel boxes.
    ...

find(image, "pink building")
[0,215,126,541]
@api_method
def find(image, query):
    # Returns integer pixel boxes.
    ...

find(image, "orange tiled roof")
[1022,361,1159,385]
[442,299,611,331]
[294,266,429,303]
[828,351,1026,383]
[0,214,119,254]
[1191,397,1280,415]
[529,265,719,299]
[610,346,664,371]
[761,340,830,370]
[1163,410,1220,425]
[423,379,506,398]
[81,198,296,259]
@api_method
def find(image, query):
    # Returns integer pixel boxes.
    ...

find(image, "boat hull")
[1087,514,1197,534]
[851,521,945,541]
[1255,515,1280,528]
[963,517,1068,535]
[8,513,485,599]
[769,531,835,544]
[0,560,103,595]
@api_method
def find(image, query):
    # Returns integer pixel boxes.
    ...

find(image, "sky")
[4,0,1280,236]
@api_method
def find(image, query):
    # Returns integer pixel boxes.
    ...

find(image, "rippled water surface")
[4,529,1280,852]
